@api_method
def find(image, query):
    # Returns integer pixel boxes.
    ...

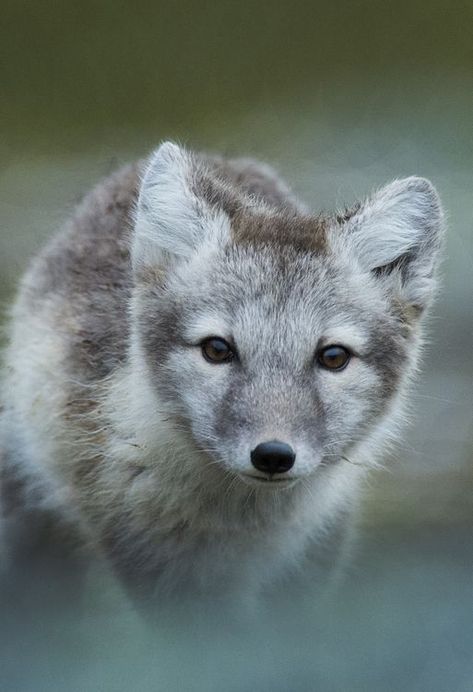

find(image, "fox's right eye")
[201,337,234,364]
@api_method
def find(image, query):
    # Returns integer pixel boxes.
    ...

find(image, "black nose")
[250,440,296,475]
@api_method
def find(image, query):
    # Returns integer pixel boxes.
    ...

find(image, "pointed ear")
[340,177,445,311]
[132,142,230,271]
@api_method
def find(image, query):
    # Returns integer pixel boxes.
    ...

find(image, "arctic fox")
[0,143,443,599]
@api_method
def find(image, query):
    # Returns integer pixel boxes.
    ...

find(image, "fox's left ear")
[132,142,230,272]
[338,177,445,312]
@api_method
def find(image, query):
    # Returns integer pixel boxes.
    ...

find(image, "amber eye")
[201,337,234,364]
[317,345,351,371]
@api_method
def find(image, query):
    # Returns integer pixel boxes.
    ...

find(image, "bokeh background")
[1,2,472,690]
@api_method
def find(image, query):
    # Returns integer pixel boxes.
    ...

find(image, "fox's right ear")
[132,142,230,271]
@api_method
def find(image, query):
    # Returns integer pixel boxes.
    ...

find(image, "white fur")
[133,142,230,270]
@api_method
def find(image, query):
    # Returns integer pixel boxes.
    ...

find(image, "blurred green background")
[1,1,472,690]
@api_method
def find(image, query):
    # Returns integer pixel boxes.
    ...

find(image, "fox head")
[130,142,444,489]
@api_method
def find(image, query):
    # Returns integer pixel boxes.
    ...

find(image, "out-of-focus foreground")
[1,2,472,690]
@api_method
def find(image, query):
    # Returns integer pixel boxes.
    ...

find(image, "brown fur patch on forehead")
[230,209,327,253]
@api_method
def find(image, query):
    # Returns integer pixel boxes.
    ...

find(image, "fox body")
[0,143,443,598]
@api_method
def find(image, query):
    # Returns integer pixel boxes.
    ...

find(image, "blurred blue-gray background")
[1,2,472,690]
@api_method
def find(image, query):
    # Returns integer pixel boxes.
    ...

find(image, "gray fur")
[0,142,444,600]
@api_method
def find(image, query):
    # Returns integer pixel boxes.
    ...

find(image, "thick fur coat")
[0,143,444,599]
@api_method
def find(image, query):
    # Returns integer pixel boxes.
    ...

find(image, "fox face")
[131,143,443,488]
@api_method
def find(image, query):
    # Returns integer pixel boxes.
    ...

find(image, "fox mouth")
[239,473,299,489]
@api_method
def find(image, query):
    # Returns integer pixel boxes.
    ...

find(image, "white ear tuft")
[341,177,444,310]
[132,142,229,271]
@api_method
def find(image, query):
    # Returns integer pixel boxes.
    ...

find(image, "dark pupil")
[210,340,227,357]
[204,338,231,361]
[321,346,348,369]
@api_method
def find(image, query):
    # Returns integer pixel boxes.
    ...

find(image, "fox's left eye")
[201,337,234,364]
[317,345,351,371]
